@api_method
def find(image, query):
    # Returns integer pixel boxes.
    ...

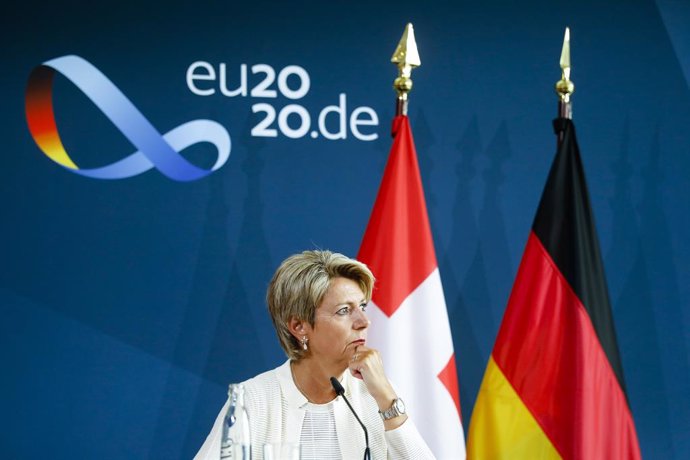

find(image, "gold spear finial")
[555,27,575,119]
[392,23,421,116]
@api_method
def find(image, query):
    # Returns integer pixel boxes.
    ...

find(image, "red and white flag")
[358,115,466,459]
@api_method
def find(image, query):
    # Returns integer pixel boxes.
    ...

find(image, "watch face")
[394,398,406,414]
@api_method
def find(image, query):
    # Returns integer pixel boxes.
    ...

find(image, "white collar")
[276,360,352,409]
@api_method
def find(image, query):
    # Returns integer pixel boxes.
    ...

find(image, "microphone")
[330,377,371,460]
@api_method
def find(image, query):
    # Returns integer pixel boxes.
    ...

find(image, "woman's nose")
[353,308,370,328]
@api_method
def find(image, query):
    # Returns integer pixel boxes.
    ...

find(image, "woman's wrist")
[374,391,398,412]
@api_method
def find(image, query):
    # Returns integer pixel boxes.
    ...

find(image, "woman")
[195,250,434,459]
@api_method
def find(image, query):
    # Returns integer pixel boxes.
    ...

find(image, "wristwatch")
[379,398,406,421]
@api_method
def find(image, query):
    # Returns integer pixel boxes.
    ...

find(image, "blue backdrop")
[2,0,689,458]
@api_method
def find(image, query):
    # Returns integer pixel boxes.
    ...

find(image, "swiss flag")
[358,115,466,459]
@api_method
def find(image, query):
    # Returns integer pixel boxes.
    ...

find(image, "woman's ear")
[287,317,307,340]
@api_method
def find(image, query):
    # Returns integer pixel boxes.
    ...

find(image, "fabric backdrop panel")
[1,0,689,458]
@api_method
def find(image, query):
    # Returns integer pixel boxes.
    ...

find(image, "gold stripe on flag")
[468,357,561,460]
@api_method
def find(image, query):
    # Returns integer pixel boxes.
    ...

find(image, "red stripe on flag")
[438,352,462,421]
[358,116,437,317]
[493,232,641,459]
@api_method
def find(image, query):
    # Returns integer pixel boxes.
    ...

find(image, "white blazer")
[194,360,434,459]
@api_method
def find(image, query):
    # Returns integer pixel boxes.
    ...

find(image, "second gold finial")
[555,27,574,104]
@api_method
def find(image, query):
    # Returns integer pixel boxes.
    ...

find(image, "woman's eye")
[360,303,368,312]
[336,307,350,316]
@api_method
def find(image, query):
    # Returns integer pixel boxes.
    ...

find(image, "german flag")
[467,119,641,459]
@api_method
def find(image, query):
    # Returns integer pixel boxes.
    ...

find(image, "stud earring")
[301,336,308,351]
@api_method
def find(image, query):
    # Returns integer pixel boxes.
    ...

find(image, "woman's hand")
[348,346,408,430]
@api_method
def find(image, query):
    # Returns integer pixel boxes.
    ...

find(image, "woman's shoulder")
[240,360,289,399]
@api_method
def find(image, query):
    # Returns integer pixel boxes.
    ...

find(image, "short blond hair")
[267,250,374,360]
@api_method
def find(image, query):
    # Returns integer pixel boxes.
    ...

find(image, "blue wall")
[2,0,689,458]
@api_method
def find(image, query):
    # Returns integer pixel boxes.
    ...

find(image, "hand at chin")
[347,345,371,380]
[347,346,397,406]
[347,346,369,380]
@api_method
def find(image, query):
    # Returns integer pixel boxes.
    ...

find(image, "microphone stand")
[330,377,371,460]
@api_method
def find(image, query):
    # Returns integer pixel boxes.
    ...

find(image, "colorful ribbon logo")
[25,55,231,181]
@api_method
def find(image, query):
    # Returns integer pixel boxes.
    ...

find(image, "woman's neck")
[290,359,345,404]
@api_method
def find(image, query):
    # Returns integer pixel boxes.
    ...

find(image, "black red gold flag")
[467,118,641,459]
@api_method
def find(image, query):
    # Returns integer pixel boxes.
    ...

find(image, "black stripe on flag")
[532,118,629,400]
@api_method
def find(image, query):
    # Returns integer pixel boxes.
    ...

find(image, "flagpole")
[392,23,421,116]
[359,23,467,458]
[555,27,574,144]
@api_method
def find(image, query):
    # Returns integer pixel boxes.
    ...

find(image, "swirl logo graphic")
[25,55,231,181]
